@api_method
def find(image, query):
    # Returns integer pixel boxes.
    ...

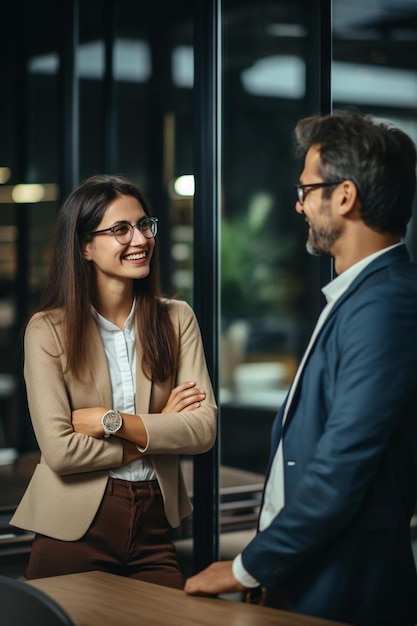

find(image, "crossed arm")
[72,380,207,463]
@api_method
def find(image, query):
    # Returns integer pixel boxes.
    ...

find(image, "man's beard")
[306,223,340,256]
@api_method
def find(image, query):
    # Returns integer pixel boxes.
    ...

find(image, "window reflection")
[241,55,305,98]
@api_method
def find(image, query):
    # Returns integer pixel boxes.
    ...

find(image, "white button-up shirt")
[93,302,155,481]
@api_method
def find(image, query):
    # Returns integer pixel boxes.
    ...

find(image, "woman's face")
[82,194,156,289]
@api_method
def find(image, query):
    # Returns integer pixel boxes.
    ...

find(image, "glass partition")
[220,0,322,479]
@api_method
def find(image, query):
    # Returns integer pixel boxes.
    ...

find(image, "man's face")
[296,146,341,256]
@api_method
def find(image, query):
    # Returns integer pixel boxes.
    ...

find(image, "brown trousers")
[25,478,184,589]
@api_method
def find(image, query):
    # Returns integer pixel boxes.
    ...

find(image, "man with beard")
[185,109,417,626]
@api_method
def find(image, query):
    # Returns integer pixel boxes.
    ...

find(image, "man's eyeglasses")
[86,217,158,245]
[295,181,344,206]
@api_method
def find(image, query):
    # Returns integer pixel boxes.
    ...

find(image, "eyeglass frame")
[295,181,344,206]
[85,217,158,244]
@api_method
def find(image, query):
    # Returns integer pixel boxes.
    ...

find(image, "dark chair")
[0,574,76,626]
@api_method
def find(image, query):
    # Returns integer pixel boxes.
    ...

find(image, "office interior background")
[0,0,416,574]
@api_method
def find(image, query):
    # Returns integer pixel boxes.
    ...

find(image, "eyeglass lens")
[295,181,344,206]
[113,219,157,243]
[296,187,305,204]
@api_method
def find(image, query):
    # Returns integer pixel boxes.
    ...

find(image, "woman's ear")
[82,242,93,260]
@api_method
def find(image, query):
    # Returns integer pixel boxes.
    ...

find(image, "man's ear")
[338,180,360,216]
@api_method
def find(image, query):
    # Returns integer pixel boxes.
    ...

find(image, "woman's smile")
[122,251,148,262]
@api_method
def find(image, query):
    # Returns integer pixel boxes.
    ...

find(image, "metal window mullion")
[102,0,117,173]
[192,0,222,573]
[307,0,333,298]
[60,0,80,200]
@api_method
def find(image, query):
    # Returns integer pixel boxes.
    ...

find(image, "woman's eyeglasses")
[295,181,343,206]
[86,217,158,244]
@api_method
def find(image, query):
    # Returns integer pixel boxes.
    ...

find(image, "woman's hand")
[161,381,206,414]
[72,407,108,438]
[122,440,141,464]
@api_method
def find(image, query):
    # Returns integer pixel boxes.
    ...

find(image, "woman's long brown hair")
[36,174,177,382]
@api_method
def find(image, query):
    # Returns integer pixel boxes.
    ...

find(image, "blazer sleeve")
[138,300,218,455]
[240,278,417,587]
[24,312,124,475]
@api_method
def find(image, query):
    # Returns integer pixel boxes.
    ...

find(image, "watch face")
[102,411,122,433]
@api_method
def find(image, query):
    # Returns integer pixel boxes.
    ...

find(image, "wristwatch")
[101,410,123,438]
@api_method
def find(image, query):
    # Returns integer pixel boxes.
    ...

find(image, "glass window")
[332,0,417,255]
[220,0,319,466]
[218,0,417,560]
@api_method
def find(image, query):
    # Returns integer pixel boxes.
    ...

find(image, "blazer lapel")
[320,244,409,325]
[86,316,153,413]
[282,245,409,432]
[134,331,152,413]
[87,322,113,408]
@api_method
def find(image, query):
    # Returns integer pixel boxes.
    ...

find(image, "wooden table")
[27,570,351,626]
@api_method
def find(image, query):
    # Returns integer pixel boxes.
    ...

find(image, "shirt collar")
[322,243,402,306]
[92,298,136,332]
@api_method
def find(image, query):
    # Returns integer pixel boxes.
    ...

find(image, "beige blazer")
[11,299,217,541]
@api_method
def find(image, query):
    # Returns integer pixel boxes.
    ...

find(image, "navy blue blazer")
[241,245,417,626]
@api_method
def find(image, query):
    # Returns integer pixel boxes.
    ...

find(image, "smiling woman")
[10,173,217,589]
[81,193,157,299]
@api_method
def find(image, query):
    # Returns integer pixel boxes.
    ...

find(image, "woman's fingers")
[162,382,206,413]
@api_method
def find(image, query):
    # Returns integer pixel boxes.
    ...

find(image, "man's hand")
[184,561,248,596]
